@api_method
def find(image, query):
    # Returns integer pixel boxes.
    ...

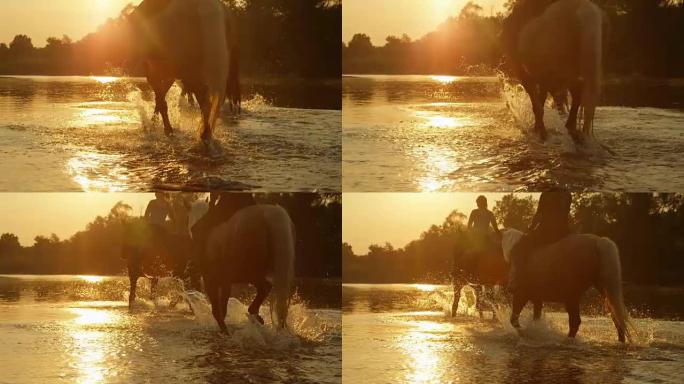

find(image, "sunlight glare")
[71,308,114,326]
[79,275,105,283]
[412,284,438,292]
[431,75,459,84]
[91,76,118,84]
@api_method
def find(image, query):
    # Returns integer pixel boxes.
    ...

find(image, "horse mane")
[501,228,523,263]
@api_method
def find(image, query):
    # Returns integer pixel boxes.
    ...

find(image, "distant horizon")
[343,193,537,254]
[0,0,138,48]
[343,0,504,46]
[0,193,153,246]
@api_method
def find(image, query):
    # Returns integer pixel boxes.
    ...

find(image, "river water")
[342,284,684,384]
[343,75,684,192]
[0,76,341,192]
[0,275,341,384]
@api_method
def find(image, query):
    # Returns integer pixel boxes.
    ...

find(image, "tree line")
[343,193,684,286]
[0,193,341,279]
[0,0,341,78]
[342,0,684,77]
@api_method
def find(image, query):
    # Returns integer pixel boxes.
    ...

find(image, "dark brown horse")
[128,0,240,141]
[501,0,605,143]
[451,231,509,318]
[122,222,192,308]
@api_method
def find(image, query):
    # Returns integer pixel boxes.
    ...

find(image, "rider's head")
[476,195,487,209]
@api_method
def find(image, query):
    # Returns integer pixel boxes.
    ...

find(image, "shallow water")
[342,284,684,384]
[0,76,341,192]
[0,275,341,384]
[342,75,684,192]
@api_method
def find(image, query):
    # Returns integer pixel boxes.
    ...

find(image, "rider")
[144,192,172,254]
[508,190,572,291]
[467,195,501,253]
[185,192,257,282]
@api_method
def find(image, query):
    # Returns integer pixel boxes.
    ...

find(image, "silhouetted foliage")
[343,193,684,286]
[343,0,684,77]
[0,193,341,279]
[0,0,341,78]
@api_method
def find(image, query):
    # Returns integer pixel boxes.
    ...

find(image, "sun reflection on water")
[91,76,118,84]
[431,75,459,84]
[79,275,105,283]
[400,319,452,383]
[67,151,129,192]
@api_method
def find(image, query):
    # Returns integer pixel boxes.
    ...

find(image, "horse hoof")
[248,313,265,325]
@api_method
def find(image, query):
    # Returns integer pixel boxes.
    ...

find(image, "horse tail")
[197,0,229,136]
[596,237,632,343]
[266,206,296,329]
[576,0,603,133]
[224,5,241,112]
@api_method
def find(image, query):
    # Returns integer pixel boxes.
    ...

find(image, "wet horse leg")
[533,300,543,320]
[451,284,461,317]
[146,63,175,135]
[206,278,228,332]
[565,299,582,338]
[248,280,272,325]
[194,88,213,141]
[218,283,231,330]
[129,275,138,309]
[566,82,583,143]
[510,293,527,329]
[522,80,547,140]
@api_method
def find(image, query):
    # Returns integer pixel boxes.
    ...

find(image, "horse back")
[206,205,289,284]
[526,233,603,301]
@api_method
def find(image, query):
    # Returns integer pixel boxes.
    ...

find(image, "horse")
[122,220,193,309]
[188,201,296,332]
[501,0,604,143]
[501,228,631,342]
[451,230,509,318]
[128,0,240,141]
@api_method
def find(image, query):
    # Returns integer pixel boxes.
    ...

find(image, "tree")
[0,233,21,256]
[493,194,536,230]
[347,33,374,56]
[9,34,33,56]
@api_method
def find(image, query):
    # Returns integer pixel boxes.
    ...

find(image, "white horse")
[188,200,296,332]
[501,228,632,343]
[503,0,604,142]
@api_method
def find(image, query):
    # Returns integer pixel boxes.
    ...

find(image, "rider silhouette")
[468,195,501,253]
[186,192,257,282]
[508,190,572,291]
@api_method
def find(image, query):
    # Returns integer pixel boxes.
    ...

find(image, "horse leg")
[248,280,272,325]
[533,300,543,321]
[522,81,547,140]
[510,294,527,329]
[565,299,582,338]
[218,283,231,331]
[566,82,583,143]
[195,89,213,141]
[147,69,175,135]
[129,275,138,310]
[206,278,228,333]
[451,284,461,317]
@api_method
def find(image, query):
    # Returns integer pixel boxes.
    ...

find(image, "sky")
[343,0,505,45]
[0,193,154,246]
[343,193,537,254]
[0,0,140,47]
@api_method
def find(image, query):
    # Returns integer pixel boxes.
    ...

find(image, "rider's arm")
[490,212,501,237]
[467,210,475,228]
